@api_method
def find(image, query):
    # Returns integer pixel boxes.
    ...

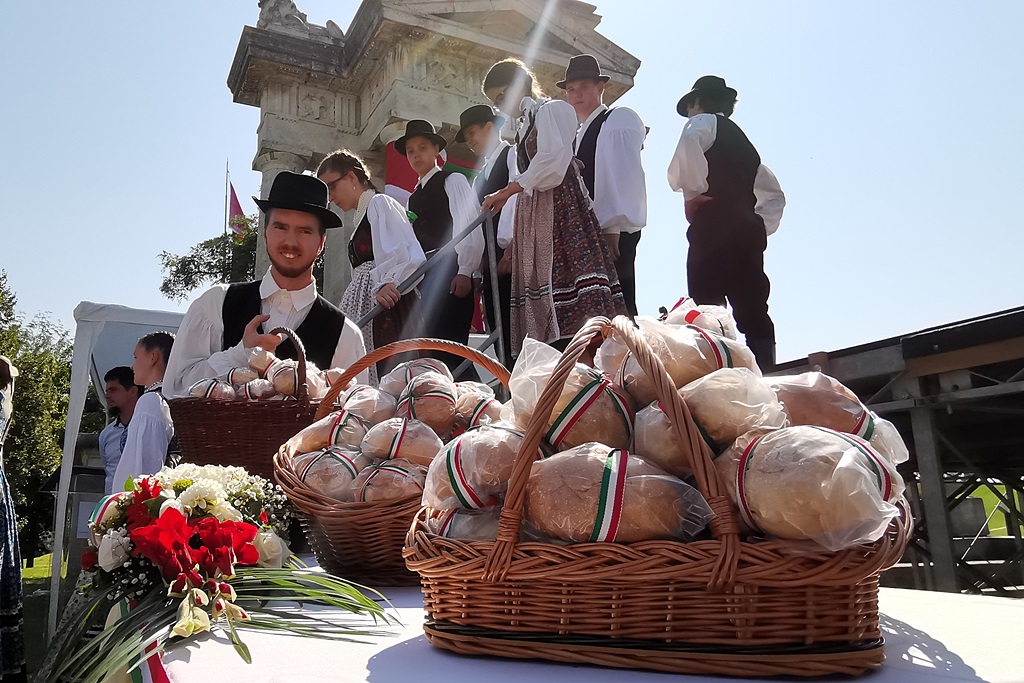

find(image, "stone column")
[253,150,308,275]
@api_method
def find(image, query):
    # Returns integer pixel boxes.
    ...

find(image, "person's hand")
[603,232,621,261]
[497,252,513,276]
[242,314,284,351]
[684,194,713,223]
[450,274,473,298]
[375,283,401,309]
[481,181,523,215]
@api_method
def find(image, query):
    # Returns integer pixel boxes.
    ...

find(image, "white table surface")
[162,586,1023,683]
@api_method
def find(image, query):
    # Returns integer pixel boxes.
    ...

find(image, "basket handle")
[482,316,740,590]
[269,326,308,402]
[313,337,512,420]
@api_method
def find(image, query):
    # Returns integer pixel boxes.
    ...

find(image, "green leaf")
[124,477,136,492]
[228,617,253,664]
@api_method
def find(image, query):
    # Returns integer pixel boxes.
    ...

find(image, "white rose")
[253,530,290,568]
[97,531,131,572]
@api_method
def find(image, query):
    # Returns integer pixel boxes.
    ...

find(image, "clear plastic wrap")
[662,297,739,340]
[509,339,633,451]
[524,443,714,543]
[339,385,398,425]
[349,458,427,502]
[619,317,759,407]
[293,446,372,502]
[268,360,299,396]
[633,402,693,479]
[594,333,629,379]
[224,367,259,385]
[246,348,278,378]
[455,381,495,399]
[237,378,276,400]
[378,358,454,398]
[454,392,504,432]
[281,409,367,457]
[769,372,908,465]
[188,378,236,400]
[396,371,458,438]
[422,424,532,511]
[426,506,503,541]
[679,367,788,451]
[714,425,905,551]
[360,417,443,467]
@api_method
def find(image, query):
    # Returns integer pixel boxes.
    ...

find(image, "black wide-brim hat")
[676,75,738,116]
[454,104,506,143]
[395,119,447,156]
[556,54,611,89]
[252,170,342,229]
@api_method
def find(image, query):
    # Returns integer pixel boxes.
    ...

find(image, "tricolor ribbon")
[808,427,893,501]
[297,447,359,481]
[734,434,767,531]
[589,449,629,542]
[687,325,734,370]
[468,397,500,428]
[386,419,408,460]
[545,369,634,448]
[444,440,487,509]
[851,409,876,441]
[436,508,458,537]
[398,387,456,421]
[358,463,422,502]
[329,410,367,446]
[89,493,125,528]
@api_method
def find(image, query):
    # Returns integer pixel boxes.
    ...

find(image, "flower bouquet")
[41,464,394,683]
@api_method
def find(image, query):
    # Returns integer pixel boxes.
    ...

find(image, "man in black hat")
[559,54,648,318]
[455,104,514,367]
[164,171,368,396]
[667,75,785,369]
[396,119,484,378]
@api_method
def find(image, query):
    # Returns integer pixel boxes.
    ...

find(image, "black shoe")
[746,338,776,373]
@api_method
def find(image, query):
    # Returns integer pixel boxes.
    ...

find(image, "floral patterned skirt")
[0,464,25,680]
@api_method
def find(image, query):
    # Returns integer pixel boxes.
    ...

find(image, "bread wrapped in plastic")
[594,333,629,379]
[455,381,495,399]
[524,443,714,543]
[662,297,739,340]
[268,360,300,396]
[426,506,502,541]
[454,392,504,432]
[237,378,276,400]
[509,338,634,451]
[349,458,427,502]
[304,362,328,400]
[292,446,373,501]
[379,358,453,398]
[225,367,259,385]
[396,371,458,438]
[360,418,443,467]
[247,348,278,378]
[339,385,398,425]
[679,367,788,451]
[715,425,905,551]
[619,317,758,406]
[769,372,908,465]
[422,424,536,511]
[188,378,237,400]
[633,402,694,478]
[280,409,368,458]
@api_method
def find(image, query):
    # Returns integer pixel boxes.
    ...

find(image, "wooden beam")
[906,337,1024,378]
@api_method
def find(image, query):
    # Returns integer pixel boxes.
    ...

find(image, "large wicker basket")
[404,316,912,677]
[275,338,511,586]
[167,327,319,481]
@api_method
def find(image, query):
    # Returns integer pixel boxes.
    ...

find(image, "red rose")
[129,508,196,581]
[82,549,98,571]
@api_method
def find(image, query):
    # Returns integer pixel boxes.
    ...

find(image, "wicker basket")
[404,316,912,677]
[275,338,512,586]
[167,327,319,481]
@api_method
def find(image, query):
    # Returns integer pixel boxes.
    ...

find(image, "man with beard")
[164,171,367,397]
[98,366,141,493]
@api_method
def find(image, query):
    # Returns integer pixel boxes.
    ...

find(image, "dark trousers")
[686,205,774,343]
[418,253,479,381]
[481,245,513,369]
[615,230,642,318]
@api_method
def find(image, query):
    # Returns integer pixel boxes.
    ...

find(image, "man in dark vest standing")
[668,76,786,370]
[455,104,515,367]
[164,171,368,396]
[559,54,648,318]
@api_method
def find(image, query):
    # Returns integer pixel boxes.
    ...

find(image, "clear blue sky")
[1,1,1021,362]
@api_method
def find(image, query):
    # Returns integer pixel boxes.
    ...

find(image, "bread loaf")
[188,378,236,401]
[247,348,278,378]
[349,458,427,502]
[422,424,533,510]
[293,447,372,502]
[237,378,276,400]
[225,367,259,385]
[454,392,504,432]
[679,367,787,450]
[379,358,453,397]
[633,402,694,478]
[340,385,398,425]
[360,418,443,467]
[427,506,502,541]
[281,409,368,457]
[396,371,458,438]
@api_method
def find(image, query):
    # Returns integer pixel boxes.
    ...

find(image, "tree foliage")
[158,214,325,301]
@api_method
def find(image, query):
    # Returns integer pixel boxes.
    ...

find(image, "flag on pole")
[228,182,245,233]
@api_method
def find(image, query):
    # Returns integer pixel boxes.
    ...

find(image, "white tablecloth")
[162,587,1023,683]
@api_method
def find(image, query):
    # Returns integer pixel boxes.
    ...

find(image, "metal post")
[482,212,507,368]
[910,406,960,592]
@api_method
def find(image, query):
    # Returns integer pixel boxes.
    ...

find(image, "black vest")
[474,144,512,203]
[347,214,373,268]
[704,115,761,211]
[408,170,454,253]
[574,107,613,199]
[221,281,346,370]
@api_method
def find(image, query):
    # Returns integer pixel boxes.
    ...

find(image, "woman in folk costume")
[317,150,426,382]
[480,59,625,354]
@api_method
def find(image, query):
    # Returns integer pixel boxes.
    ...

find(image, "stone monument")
[228,0,640,303]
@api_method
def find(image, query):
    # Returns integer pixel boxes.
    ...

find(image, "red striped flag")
[228,182,245,233]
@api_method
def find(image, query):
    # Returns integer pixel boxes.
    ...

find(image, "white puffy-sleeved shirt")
[475,138,518,249]
[163,270,369,398]
[414,166,485,277]
[574,104,648,234]
[667,113,786,236]
[513,97,580,195]
[360,191,426,294]
[112,388,173,486]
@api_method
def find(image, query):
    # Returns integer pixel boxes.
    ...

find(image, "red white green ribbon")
[468,397,500,427]
[118,600,171,683]
[329,410,367,446]
[444,439,487,509]
[226,368,249,385]
[545,370,634,448]
[298,447,359,481]
[851,409,876,440]
[89,493,125,527]
[357,462,422,502]
[809,426,892,501]
[734,434,768,531]
[589,449,629,542]
[686,325,734,370]
[398,386,456,420]
[386,419,408,460]
[436,508,458,537]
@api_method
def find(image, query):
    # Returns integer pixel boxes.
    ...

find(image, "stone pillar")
[253,150,308,275]
[322,206,353,306]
